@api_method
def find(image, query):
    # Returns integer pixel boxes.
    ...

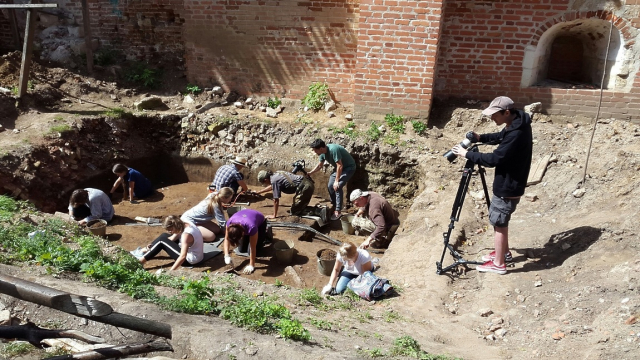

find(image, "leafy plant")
[309,317,332,331]
[94,48,119,66]
[389,335,459,359]
[302,82,329,111]
[367,122,382,141]
[329,121,358,138]
[1,342,36,357]
[125,63,161,88]
[10,86,18,95]
[295,114,313,125]
[412,120,428,135]
[385,113,405,134]
[277,318,311,341]
[267,96,282,109]
[185,84,202,95]
[384,310,402,323]
[358,347,385,358]
[383,134,400,146]
[295,288,324,307]
[274,278,284,287]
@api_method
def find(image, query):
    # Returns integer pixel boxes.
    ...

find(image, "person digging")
[253,170,315,218]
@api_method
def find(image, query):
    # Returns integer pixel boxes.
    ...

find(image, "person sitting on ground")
[136,215,204,270]
[322,242,372,295]
[110,164,154,203]
[254,170,315,218]
[349,189,400,249]
[180,187,234,242]
[307,139,356,221]
[223,208,268,275]
[68,188,114,225]
[210,156,249,194]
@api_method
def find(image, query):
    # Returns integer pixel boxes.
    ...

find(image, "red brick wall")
[434,1,640,121]
[182,1,359,101]
[353,0,443,120]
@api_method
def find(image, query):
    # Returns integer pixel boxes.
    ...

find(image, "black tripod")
[436,146,492,275]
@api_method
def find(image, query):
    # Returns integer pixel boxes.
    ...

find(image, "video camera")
[443,131,478,162]
[291,160,307,175]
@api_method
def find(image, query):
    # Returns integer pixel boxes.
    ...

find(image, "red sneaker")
[476,260,507,275]
[481,250,513,262]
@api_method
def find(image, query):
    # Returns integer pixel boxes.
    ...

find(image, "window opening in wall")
[547,36,586,84]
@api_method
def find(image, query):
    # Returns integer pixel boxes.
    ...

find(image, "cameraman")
[452,96,532,275]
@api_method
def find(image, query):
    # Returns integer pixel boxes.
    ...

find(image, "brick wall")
[434,1,640,121]
[0,11,13,51]
[182,0,359,101]
[353,0,444,120]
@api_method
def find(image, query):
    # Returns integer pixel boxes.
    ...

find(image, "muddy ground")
[0,51,639,360]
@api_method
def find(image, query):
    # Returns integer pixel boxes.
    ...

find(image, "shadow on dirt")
[511,226,603,273]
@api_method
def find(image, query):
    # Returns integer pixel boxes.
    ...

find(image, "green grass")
[309,317,332,330]
[53,115,64,121]
[390,335,462,360]
[103,107,130,118]
[329,121,358,138]
[384,310,403,323]
[294,288,325,308]
[0,195,310,341]
[48,124,72,134]
[1,342,36,357]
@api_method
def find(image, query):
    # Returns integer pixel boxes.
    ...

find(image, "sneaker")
[481,250,513,262]
[476,260,507,274]
[330,211,342,221]
[130,247,145,260]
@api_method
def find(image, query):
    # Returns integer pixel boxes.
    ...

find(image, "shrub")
[385,113,405,134]
[302,82,329,111]
[267,96,282,109]
[367,122,382,141]
[125,63,161,88]
[412,120,428,135]
[185,84,202,94]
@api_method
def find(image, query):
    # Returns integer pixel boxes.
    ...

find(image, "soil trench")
[107,181,394,289]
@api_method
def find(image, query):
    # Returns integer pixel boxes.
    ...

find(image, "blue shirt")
[212,164,244,191]
[126,168,153,198]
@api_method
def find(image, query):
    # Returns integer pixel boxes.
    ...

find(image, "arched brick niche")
[521,11,638,91]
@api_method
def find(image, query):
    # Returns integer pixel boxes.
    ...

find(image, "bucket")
[317,249,337,276]
[273,240,295,265]
[227,206,246,217]
[340,214,355,235]
[86,219,107,237]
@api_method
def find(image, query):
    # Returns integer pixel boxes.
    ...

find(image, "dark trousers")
[238,220,268,254]
[291,177,315,215]
[143,233,191,265]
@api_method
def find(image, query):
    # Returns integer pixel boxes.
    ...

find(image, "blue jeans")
[336,271,358,294]
[328,167,355,212]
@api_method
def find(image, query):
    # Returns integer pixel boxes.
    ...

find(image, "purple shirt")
[227,209,265,236]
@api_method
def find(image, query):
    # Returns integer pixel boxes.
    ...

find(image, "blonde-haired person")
[180,187,234,242]
[322,242,372,295]
[136,215,204,271]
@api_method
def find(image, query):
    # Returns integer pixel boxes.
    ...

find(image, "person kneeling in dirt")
[110,164,154,203]
[134,215,204,270]
[253,170,315,218]
[210,156,249,195]
[181,187,234,242]
[68,188,114,225]
[350,189,400,249]
[322,242,372,295]
[223,209,269,275]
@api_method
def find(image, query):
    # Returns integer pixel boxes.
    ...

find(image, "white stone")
[211,86,224,96]
[324,99,337,112]
[345,114,353,120]
[183,95,195,104]
[234,101,244,109]
[572,188,586,198]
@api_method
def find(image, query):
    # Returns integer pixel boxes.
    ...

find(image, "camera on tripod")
[443,131,478,162]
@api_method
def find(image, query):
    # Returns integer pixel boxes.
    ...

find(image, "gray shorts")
[489,195,520,227]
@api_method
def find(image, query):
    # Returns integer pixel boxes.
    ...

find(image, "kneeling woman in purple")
[223,209,268,274]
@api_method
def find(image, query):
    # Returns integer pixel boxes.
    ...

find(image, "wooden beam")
[44,339,173,360]
[6,1,21,50]
[0,4,58,8]
[0,274,172,339]
[18,7,37,98]
[80,0,93,73]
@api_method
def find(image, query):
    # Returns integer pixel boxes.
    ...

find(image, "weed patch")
[385,113,405,134]
[412,120,428,135]
[185,84,202,95]
[125,63,161,88]
[267,96,282,109]
[367,122,383,141]
[329,121,358,138]
[1,342,36,357]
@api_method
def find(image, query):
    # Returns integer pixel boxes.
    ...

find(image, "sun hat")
[349,189,369,202]
[257,170,270,183]
[230,156,248,167]
[482,96,514,116]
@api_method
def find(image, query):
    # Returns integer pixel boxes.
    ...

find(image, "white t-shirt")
[181,223,204,264]
[336,248,372,275]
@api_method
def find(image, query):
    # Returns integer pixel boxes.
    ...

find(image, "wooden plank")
[18,8,37,98]
[7,0,21,50]
[527,153,553,186]
[80,0,93,73]
[0,4,58,8]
